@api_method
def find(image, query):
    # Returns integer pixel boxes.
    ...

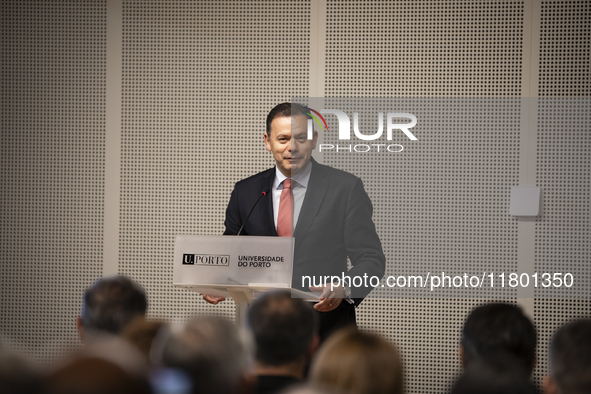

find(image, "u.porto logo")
[182,254,229,266]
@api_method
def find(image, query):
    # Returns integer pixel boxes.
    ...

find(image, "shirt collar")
[273,160,313,189]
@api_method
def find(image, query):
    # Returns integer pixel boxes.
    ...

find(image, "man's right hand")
[201,294,226,304]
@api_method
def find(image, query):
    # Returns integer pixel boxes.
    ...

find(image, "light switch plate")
[510,186,541,216]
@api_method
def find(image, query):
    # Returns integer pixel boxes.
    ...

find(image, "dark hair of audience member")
[282,383,344,394]
[81,275,147,335]
[157,315,248,394]
[451,351,539,394]
[310,327,403,394]
[0,342,41,394]
[247,290,319,366]
[40,356,152,394]
[121,318,167,364]
[547,319,591,394]
[461,302,536,373]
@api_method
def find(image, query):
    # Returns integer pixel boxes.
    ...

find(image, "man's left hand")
[310,285,344,312]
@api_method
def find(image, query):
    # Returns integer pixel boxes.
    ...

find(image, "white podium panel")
[173,235,301,302]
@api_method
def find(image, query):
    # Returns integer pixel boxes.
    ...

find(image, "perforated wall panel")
[2,2,589,389]
[325,0,525,97]
[323,2,526,392]
[119,1,310,323]
[533,0,591,380]
[537,1,590,96]
[1,1,106,364]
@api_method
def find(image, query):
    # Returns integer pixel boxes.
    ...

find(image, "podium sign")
[173,235,295,302]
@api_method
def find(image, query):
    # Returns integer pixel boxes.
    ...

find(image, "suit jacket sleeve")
[223,169,276,237]
[343,177,386,296]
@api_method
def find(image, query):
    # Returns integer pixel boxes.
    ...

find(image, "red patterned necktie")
[277,179,293,237]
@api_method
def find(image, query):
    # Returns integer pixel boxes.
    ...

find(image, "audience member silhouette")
[40,356,152,394]
[310,327,403,394]
[155,315,250,394]
[451,352,538,394]
[544,318,591,394]
[247,290,320,394]
[77,275,148,342]
[122,318,167,365]
[460,302,536,375]
[0,340,40,394]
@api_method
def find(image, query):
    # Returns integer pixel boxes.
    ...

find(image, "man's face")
[264,114,318,177]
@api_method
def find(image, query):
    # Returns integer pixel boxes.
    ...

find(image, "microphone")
[237,187,271,236]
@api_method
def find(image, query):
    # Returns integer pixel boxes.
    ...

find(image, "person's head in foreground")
[461,302,536,375]
[282,383,344,394]
[451,352,539,394]
[310,327,403,394]
[0,340,40,394]
[247,290,319,389]
[121,318,168,365]
[77,275,147,342]
[40,355,152,394]
[544,318,591,394]
[157,315,249,394]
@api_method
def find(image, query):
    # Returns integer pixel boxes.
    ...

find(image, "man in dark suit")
[204,103,385,339]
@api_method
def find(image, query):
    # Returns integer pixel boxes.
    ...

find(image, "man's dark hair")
[548,319,591,394]
[81,275,147,335]
[451,353,538,394]
[247,290,319,366]
[461,302,536,373]
[266,102,311,136]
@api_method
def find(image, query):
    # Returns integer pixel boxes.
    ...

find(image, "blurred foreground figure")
[310,327,403,394]
[77,275,148,342]
[155,316,250,394]
[460,302,537,375]
[544,319,591,394]
[122,318,168,365]
[247,290,319,394]
[41,356,152,394]
[282,383,344,394]
[0,340,40,394]
[450,353,538,394]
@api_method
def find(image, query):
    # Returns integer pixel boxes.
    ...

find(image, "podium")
[173,235,316,325]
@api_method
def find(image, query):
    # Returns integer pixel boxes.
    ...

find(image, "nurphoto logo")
[304,107,417,153]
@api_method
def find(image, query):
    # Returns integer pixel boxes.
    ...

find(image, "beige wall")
[1,1,589,392]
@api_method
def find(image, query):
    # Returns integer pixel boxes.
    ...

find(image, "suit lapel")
[293,160,330,251]
[259,168,277,236]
